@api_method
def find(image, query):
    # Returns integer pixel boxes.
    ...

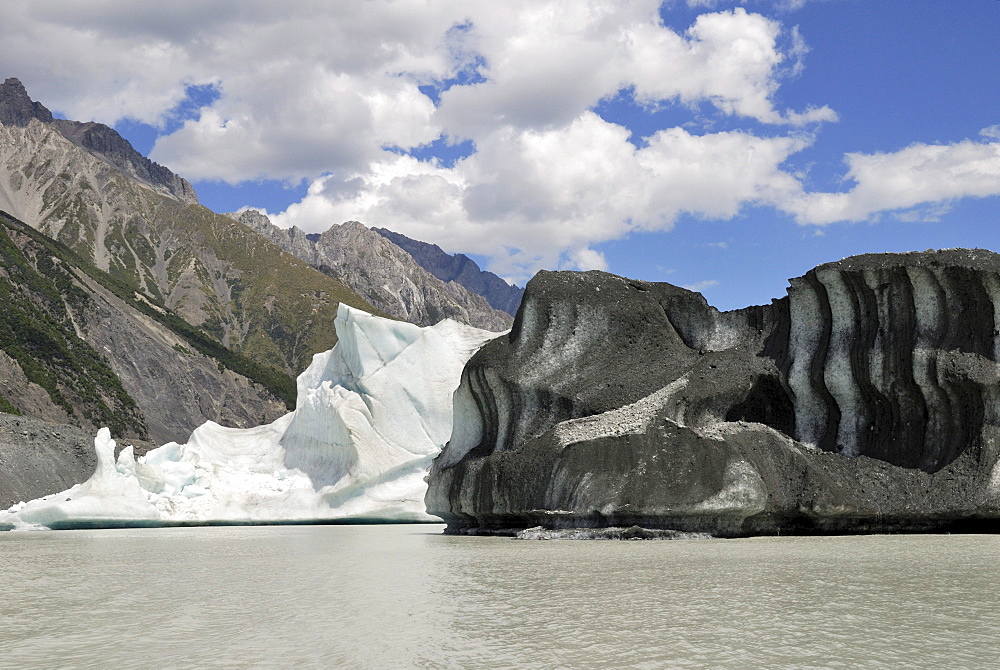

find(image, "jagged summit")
[0,76,197,204]
[228,210,514,331]
[0,77,54,126]
[54,119,198,204]
[375,227,524,315]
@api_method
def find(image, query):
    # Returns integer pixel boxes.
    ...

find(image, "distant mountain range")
[0,77,523,448]
[230,210,513,331]
[374,228,524,316]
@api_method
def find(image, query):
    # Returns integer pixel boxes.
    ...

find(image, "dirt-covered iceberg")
[427,250,1000,536]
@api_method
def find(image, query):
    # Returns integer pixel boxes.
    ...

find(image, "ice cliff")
[427,250,1000,536]
[0,306,496,530]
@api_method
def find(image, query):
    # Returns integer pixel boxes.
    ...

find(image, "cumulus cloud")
[7,1,993,282]
[785,135,1000,225]
[188,2,825,280]
[3,1,462,181]
[1,2,825,275]
[981,125,1000,141]
[274,114,811,282]
[687,0,812,10]
[2,2,824,172]
[567,248,610,272]
[626,8,835,125]
[434,4,832,140]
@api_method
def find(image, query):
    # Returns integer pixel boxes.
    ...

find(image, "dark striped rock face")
[426,249,1000,536]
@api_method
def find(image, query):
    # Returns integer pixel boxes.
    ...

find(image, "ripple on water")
[0,528,998,668]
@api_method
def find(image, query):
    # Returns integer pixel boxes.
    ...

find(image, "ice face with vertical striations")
[0,306,498,529]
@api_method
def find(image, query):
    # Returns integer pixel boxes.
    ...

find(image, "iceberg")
[0,305,497,530]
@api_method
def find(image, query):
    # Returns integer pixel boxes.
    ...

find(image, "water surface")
[1,526,998,668]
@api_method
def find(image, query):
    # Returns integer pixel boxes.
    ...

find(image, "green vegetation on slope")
[0,215,147,437]
[0,394,21,415]
[0,210,301,409]
[153,199,388,374]
[12,124,388,394]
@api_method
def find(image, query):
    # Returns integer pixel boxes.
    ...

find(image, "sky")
[3,0,999,310]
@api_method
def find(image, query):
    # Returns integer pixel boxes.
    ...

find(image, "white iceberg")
[0,305,497,530]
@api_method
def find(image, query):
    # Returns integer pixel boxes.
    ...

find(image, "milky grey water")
[1,526,998,669]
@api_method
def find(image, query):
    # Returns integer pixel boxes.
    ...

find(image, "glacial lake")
[1,525,998,669]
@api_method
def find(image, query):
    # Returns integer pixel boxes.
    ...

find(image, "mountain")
[53,119,198,205]
[0,78,382,380]
[0,210,147,438]
[0,208,287,446]
[230,210,512,331]
[427,250,1000,536]
[0,78,197,205]
[374,227,524,315]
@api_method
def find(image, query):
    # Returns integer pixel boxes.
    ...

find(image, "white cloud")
[687,1,813,10]
[3,1,462,181]
[776,0,809,10]
[1,1,835,279]
[626,8,836,125]
[981,125,1000,141]
[567,248,609,272]
[152,68,442,182]
[682,279,720,292]
[276,113,811,282]
[10,1,995,284]
[785,136,1000,225]
[434,4,831,141]
[2,2,826,180]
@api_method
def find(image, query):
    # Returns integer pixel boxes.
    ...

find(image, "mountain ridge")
[0,208,289,445]
[1,77,197,205]
[230,210,512,332]
[374,227,524,315]
[0,80,384,380]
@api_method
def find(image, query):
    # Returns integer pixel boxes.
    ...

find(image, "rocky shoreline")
[0,413,155,509]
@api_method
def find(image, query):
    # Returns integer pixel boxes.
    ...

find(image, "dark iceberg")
[426,249,1000,536]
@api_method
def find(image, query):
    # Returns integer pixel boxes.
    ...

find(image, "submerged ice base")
[0,306,497,530]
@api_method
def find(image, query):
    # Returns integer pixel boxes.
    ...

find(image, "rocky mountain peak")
[0,77,54,126]
[233,208,274,235]
[319,220,369,243]
[373,227,524,315]
[229,211,514,331]
[0,76,197,204]
[51,118,198,205]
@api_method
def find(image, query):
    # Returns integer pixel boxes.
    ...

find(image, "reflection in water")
[1,526,998,668]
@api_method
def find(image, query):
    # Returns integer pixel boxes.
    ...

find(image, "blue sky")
[594,1,1000,307]
[4,1,999,310]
